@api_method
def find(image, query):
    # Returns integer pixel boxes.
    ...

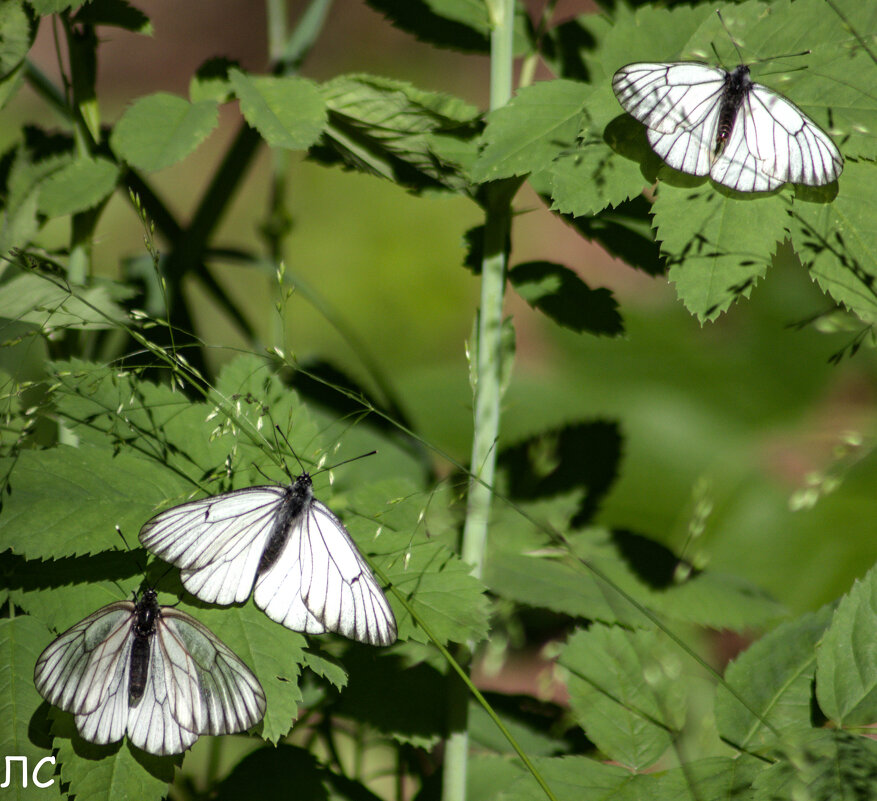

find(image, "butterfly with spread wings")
[612,61,843,192]
[33,589,266,755]
[139,472,397,647]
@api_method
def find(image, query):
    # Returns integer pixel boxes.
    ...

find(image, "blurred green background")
[6,0,877,617]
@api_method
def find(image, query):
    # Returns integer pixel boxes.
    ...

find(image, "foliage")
[0,1,876,800]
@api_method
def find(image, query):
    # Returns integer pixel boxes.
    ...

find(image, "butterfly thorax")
[257,473,313,575]
[129,589,159,704]
[714,65,751,157]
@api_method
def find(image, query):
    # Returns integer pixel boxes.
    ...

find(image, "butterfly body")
[140,473,397,646]
[34,591,266,755]
[714,65,750,158]
[612,60,843,192]
[257,474,312,574]
[128,590,158,703]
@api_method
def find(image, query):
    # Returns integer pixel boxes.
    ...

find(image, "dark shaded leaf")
[216,745,327,801]
[499,420,622,526]
[509,261,623,337]
[563,195,665,277]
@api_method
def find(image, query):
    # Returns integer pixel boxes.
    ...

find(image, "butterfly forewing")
[612,60,843,191]
[613,63,727,138]
[35,603,133,718]
[141,487,286,605]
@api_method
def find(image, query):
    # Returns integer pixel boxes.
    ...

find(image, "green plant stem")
[266,0,288,62]
[442,2,516,801]
[61,15,101,285]
[281,0,333,69]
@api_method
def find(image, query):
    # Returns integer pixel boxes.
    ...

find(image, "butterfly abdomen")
[714,65,751,158]
[257,474,313,574]
[129,590,159,703]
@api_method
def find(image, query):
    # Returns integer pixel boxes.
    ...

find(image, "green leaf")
[468,755,530,801]
[790,160,877,325]
[470,80,589,183]
[750,729,877,801]
[229,70,326,150]
[654,187,787,322]
[558,624,686,769]
[72,0,152,34]
[6,139,73,203]
[485,550,648,627]
[614,756,765,801]
[502,756,634,801]
[4,550,142,633]
[487,514,784,631]
[816,563,877,725]
[53,719,177,801]
[0,616,59,801]
[0,61,24,111]
[110,92,218,171]
[314,73,480,193]
[363,525,490,647]
[547,141,651,220]
[0,186,38,253]
[557,195,665,277]
[189,57,238,104]
[468,699,565,757]
[301,651,347,691]
[48,356,310,494]
[509,261,623,337]
[0,444,188,559]
[715,606,832,751]
[0,274,129,331]
[0,1,34,74]
[37,156,119,217]
[2,144,72,251]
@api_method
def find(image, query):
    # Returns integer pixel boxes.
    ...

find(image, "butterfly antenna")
[312,450,377,479]
[116,525,153,600]
[274,424,305,478]
[252,462,276,483]
[748,49,811,67]
[116,525,145,573]
[155,562,175,586]
[716,9,746,64]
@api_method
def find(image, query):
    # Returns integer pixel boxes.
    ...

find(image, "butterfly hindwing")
[253,496,398,646]
[161,608,267,736]
[744,85,843,187]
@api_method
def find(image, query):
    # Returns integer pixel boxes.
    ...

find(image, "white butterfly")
[33,589,266,755]
[612,61,843,192]
[139,473,398,647]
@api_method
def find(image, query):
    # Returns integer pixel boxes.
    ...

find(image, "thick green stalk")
[63,16,100,285]
[442,2,515,800]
